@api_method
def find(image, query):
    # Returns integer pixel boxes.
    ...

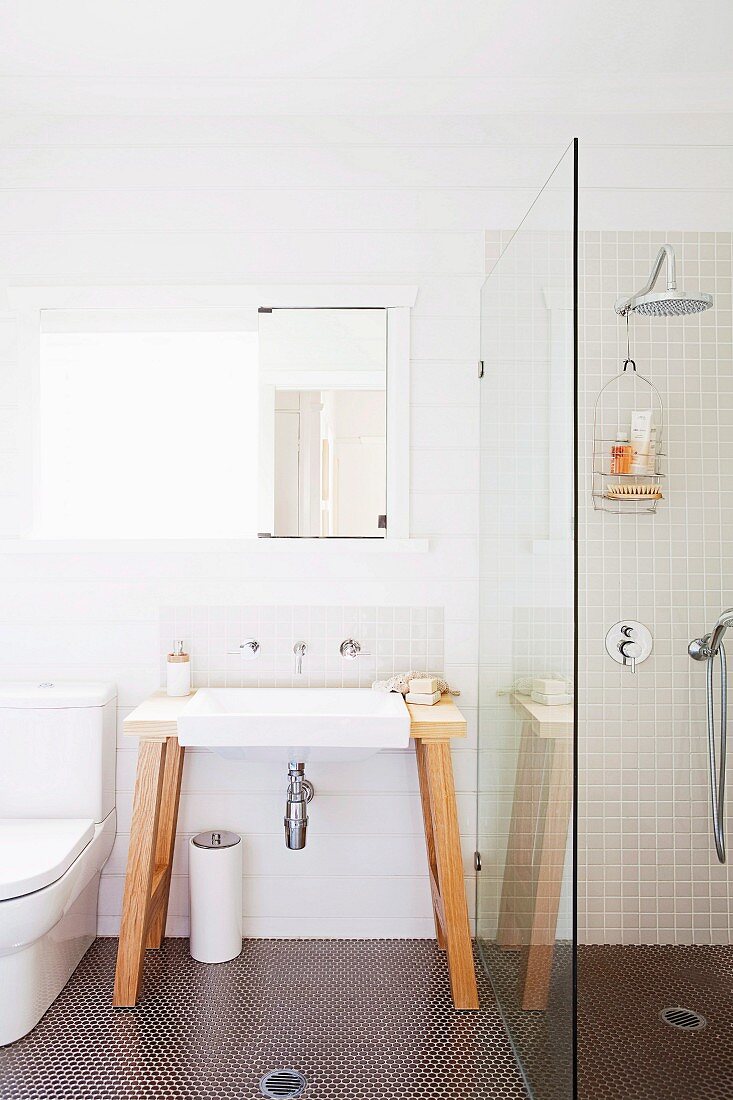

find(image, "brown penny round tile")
[578,944,733,1100]
[0,938,529,1100]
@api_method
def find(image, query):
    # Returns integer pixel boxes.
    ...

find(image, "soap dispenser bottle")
[167,641,191,697]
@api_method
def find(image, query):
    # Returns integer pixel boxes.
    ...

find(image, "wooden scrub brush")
[605,484,663,500]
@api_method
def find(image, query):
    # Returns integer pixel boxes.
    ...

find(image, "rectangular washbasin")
[177,687,410,762]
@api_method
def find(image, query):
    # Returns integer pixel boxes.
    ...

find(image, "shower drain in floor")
[259,1069,308,1098]
[660,1007,707,1030]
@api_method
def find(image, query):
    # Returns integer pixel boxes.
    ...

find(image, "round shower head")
[615,246,714,318]
[629,289,714,318]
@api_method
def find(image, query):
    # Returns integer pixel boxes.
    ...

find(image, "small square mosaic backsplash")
[159,605,444,689]
[577,231,733,946]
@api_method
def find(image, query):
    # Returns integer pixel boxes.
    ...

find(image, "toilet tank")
[0,682,117,822]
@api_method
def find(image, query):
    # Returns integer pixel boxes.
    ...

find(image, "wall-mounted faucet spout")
[284,761,315,850]
[293,641,307,675]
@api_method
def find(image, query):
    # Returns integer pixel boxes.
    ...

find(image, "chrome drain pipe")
[284,762,314,850]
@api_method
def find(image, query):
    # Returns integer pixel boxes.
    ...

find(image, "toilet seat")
[0,819,95,902]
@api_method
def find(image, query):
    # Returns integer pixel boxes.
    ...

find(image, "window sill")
[0,537,430,555]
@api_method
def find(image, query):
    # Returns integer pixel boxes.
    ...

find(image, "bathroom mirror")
[17,285,411,544]
[34,306,389,541]
[258,308,387,538]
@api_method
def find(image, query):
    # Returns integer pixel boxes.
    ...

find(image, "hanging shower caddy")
[591,358,665,514]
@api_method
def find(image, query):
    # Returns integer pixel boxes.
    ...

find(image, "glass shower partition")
[476,140,577,1100]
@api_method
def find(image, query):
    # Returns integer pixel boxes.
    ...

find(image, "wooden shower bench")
[113,692,478,1011]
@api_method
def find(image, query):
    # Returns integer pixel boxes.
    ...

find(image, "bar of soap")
[408,677,439,694]
[532,678,567,696]
[530,690,573,706]
[405,690,441,705]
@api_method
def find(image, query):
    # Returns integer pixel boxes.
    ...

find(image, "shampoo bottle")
[629,409,653,474]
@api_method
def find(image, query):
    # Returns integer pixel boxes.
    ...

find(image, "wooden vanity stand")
[113,692,478,1011]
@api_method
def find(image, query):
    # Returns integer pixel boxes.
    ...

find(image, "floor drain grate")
[259,1069,308,1098]
[660,1007,707,1031]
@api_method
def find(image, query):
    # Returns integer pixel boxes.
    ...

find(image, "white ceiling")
[1,1,732,114]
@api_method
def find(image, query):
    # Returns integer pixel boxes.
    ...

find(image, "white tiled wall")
[477,223,733,950]
[579,231,733,945]
[159,605,444,689]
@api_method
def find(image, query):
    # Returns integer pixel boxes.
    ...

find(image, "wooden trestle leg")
[113,737,185,1007]
[415,738,479,1010]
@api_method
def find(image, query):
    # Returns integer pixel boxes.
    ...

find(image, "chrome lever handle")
[618,639,641,673]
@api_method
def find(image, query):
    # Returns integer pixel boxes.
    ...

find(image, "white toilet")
[0,682,117,1045]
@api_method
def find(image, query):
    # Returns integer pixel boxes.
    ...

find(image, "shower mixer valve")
[605,620,653,673]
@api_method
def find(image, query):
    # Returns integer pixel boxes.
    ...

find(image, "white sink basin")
[177,687,410,762]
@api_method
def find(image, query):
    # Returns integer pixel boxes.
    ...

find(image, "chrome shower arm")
[615,245,677,315]
[643,244,677,293]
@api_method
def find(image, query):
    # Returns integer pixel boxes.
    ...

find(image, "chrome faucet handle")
[618,638,641,673]
[339,638,361,660]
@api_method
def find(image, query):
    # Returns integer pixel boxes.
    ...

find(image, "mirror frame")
[7,282,418,548]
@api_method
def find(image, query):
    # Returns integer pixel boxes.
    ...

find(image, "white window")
[37,312,260,539]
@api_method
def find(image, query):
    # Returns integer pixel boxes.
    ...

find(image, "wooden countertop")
[122,690,194,741]
[123,689,466,741]
[406,693,466,739]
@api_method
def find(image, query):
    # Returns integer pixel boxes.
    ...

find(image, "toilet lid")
[0,819,95,901]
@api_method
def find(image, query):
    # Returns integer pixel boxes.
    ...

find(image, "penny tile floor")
[0,938,529,1100]
[578,944,733,1100]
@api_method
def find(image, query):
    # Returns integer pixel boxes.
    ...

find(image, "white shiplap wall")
[0,111,494,937]
[1,107,732,936]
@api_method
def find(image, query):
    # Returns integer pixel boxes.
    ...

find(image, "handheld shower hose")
[689,609,733,863]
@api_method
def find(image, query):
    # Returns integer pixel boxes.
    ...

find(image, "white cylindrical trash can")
[189,830,243,963]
